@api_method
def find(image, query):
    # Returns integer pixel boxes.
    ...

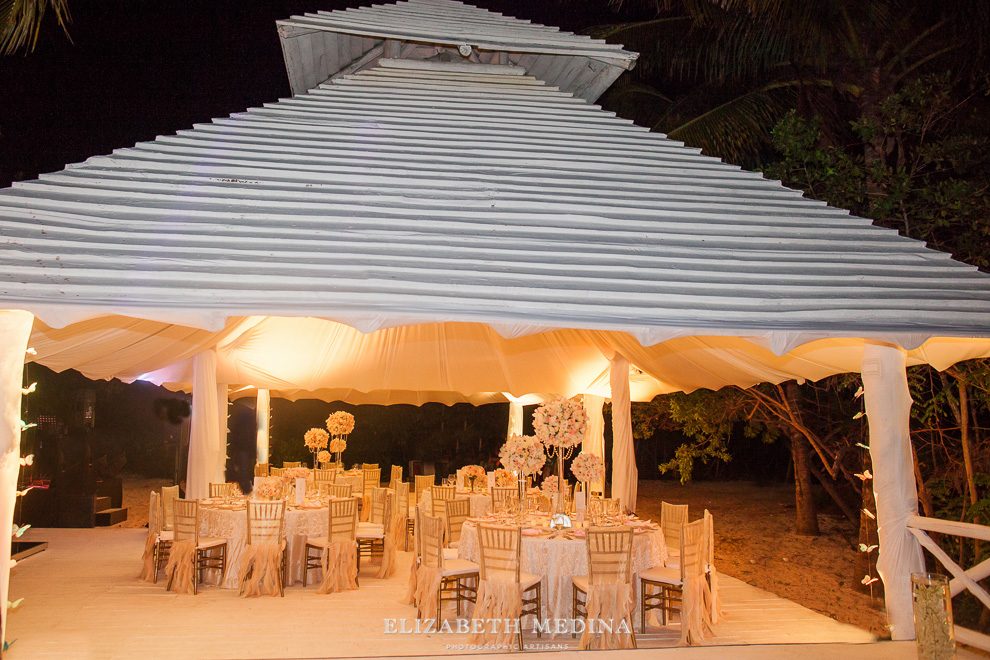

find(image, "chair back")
[703,509,715,570]
[490,487,518,512]
[430,485,456,517]
[254,463,269,477]
[586,526,634,585]
[246,499,286,546]
[414,474,435,503]
[328,497,359,542]
[172,499,200,545]
[363,467,381,493]
[444,498,470,545]
[363,463,379,470]
[148,490,163,536]
[679,518,707,582]
[270,467,285,478]
[368,487,388,525]
[283,461,301,469]
[476,524,521,583]
[395,481,410,518]
[661,502,689,550]
[209,482,235,498]
[419,514,445,570]
[313,468,336,485]
[161,485,180,531]
[389,465,403,489]
[324,482,353,499]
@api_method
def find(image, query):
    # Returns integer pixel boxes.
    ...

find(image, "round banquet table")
[337,472,365,494]
[419,489,491,518]
[198,501,327,588]
[457,521,667,632]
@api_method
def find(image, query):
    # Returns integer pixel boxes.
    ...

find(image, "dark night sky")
[0,0,619,188]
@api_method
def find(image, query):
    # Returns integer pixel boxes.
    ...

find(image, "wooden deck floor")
[4,528,910,660]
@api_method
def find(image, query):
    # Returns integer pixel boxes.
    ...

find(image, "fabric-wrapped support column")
[507,401,523,438]
[862,342,925,640]
[256,388,270,464]
[583,393,606,493]
[186,350,224,500]
[0,311,34,647]
[610,355,637,512]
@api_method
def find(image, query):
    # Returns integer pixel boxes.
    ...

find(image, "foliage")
[0,0,71,55]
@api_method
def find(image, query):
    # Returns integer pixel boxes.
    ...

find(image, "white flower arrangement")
[317,450,332,465]
[328,437,347,453]
[570,451,604,483]
[462,465,486,480]
[255,476,282,499]
[541,475,559,498]
[498,434,546,476]
[493,468,514,487]
[533,396,587,450]
[304,428,329,451]
[326,411,356,436]
[282,467,312,481]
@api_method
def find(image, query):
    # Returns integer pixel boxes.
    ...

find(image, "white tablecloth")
[199,503,327,588]
[419,489,491,518]
[337,472,365,494]
[458,521,666,630]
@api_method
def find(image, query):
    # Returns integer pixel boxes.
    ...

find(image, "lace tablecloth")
[458,521,667,631]
[199,503,327,588]
[419,489,491,518]
[338,473,365,495]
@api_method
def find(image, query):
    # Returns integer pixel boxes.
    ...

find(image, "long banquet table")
[418,489,491,518]
[198,499,328,588]
[457,519,667,631]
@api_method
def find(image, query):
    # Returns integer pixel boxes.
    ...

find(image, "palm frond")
[1,0,71,56]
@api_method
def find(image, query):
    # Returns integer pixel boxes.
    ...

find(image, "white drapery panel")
[0,311,33,645]
[186,350,224,500]
[507,401,524,438]
[862,343,925,640]
[216,385,228,484]
[610,355,637,512]
[256,388,270,464]
[583,394,605,493]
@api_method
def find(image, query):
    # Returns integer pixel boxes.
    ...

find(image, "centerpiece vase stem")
[556,449,566,514]
[517,471,526,521]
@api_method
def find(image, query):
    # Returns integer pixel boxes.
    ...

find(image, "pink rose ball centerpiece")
[498,434,546,476]
[325,411,355,470]
[317,450,332,467]
[493,468,514,488]
[570,451,605,485]
[304,428,329,468]
[255,476,283,500]
[533,396,587,526]
[462,464,486,492]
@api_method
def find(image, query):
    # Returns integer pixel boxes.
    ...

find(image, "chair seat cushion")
[640,565,681,586]
[664,559,681,570]
[197,537,226,550]
[442,547,459,560]
[572,574,589,593]
[355,526,384,539]
[357,521,381,529]
[157,531,174,542]
[520,571,541,591]
[306,536,329,549]
[442,558,479,577]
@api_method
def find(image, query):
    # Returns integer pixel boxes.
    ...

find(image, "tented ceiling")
[3,49,990,400]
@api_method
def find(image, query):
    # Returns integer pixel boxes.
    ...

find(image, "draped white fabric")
[186,350,224,500]
[583,394,606,493]
[507,401,524,438]
[256,389,270,464]
[217,388,229,484]
[0,311,33,645]
[609,356,637,512]
[862,343,925,640]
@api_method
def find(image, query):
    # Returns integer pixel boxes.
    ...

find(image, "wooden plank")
[955,626,990,653]
[909,515,990,543]
[909,527,990,611]
[278,35,310,96]
[331,42,386,81]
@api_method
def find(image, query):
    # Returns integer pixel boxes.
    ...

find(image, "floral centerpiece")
[255,476,282,500]
[317,450,332,467]
[533,396,587,522]
[570,451,604,485]
[304,428,329,468]
[493,467,514,487]
[325,411,355,470]
[462,464,486,492]
[541,475,559,499]
[282,466,312,482]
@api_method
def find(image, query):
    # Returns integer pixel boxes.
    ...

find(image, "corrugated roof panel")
[1,58,989,343]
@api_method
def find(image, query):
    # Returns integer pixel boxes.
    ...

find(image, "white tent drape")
[609,355,637,512]
[583,394,605,493]
[216,386,228,484]
[256,388,270,464]
[186,350,224,500]
[507,401,524,438]
[862,343,925,640]
[0,311,33,645]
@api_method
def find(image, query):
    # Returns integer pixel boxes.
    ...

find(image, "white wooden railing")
[907,515,990,651]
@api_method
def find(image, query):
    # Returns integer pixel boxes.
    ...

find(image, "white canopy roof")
[2,26,990,401]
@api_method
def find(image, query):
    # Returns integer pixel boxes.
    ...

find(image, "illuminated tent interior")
[2,0,990,647]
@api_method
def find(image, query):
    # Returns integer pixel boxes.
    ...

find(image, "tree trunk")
[784,381,820,536]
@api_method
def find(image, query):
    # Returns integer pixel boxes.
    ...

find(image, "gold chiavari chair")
[270,467,285,478]
[414,474,435,505]
[283,461,302,469]
[389,465,403,489]
[161,484,179,531]
[165,499,227,595]
[444,498,470,553]
[240,500,287,597]
[209,482,236,498]
[393,481,411,550]
[661,502,689,568]
[304,496,359,590]
[490,486,518,513]
[430,485,456,518]
[641,518,706,635]
[363,463,379,470]
[357,487,388,561]
[323,482,353,499]
[472,524,541,650]
[254,463,269,477]
[362,467,381,492]
[314,468,336,487]
[140,490,171,583]
[418,514,478,621]
[572,526,637,649]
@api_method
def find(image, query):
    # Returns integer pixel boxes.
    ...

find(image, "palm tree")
[1,0,71,55]
[588,0,990,165]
